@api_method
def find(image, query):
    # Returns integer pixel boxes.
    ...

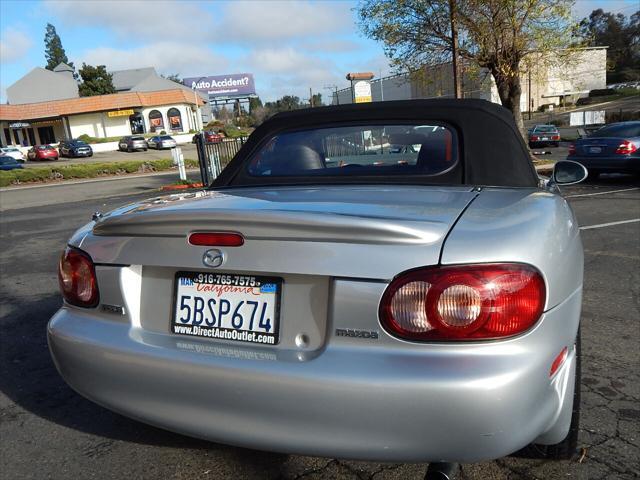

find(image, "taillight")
[568,143,576,155]
[58,246,99,307]
[530,135,539,141]
[615,140,637,155]
[552,135,560,141]
[379,264,545,341]
[188,232,244,246]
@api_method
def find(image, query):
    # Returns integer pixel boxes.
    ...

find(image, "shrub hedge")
[0,159,198,187]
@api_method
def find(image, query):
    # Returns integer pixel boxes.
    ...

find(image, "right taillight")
[379,264,545,341]
[568,143,576,155]
[58,246,99,308]
[615,140,637,155]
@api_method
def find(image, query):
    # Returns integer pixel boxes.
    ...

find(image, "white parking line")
[566,187,640,198]
[580,218,640,230]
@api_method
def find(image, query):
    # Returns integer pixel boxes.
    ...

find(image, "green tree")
[44,23,75,73]
[357,0,577,134]
[78,64,116,97]
[162,73,183,84]
[580,9,640,82]
[249,96,263,113]
[311,93,323,106]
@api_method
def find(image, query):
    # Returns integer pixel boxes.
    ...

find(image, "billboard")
[183,73,255,98]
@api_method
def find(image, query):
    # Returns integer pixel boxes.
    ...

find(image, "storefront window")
[149,110,164,133]
[167,108,183,132]
[130,113,145,134]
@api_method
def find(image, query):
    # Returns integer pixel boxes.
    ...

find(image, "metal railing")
[195,135,247,186]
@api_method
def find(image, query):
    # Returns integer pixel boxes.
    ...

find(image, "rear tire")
[530,330,581,460]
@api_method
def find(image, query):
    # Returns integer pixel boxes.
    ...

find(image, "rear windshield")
[2,147,19,152]
[246,124,457,178]
[37,145,52,150]
[131,136,145,141]
[534,125,557,133]
[72,140,88,146]
[591,123,640,138]
[160,135,173,140]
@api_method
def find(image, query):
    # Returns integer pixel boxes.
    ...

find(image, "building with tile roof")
[1,66,208,147]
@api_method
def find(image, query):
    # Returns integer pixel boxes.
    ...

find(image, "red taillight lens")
[379,264,545,341]
[188,232,244,246]
[568,143,576,155]
[530,136,539,142]
[615,140,637,155]
[552,135,560,141]
[58,246,99,307]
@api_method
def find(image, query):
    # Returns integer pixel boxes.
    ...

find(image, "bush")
[160,130,166,135]
[0,158,198,187]
[549,118,568,127]
[589,88,615,97]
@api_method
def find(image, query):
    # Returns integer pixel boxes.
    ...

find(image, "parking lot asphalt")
[0,175,638,479]
[21,143,197,167]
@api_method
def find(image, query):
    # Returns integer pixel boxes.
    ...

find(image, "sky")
[0,0,638,104]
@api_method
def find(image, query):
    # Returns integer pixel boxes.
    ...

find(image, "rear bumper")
[48,289,581,463]
[568,155,640,173]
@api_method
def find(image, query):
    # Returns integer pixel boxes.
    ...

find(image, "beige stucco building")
[0,90,204,147]
[334,47,608,111]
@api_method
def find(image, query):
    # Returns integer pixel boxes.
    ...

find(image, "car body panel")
[48,284,581,463]
[568,136,640,174]
[0,155,24,170]
[27,145,58,160]
[59,140,93,158]
[0,147,25,162]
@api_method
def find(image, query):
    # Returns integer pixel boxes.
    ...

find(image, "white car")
[0,147,25,162]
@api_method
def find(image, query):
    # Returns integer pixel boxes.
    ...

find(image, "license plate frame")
[171,271,282,345]
[588,146,602,154]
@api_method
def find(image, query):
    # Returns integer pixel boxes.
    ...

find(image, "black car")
[567,121,640,178]
[59,139,93,158]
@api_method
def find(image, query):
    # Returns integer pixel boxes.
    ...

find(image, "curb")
[160,182,204,191]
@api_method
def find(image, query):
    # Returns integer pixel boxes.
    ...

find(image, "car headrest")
[271,145,325,175]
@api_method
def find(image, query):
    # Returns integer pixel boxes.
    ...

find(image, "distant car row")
[118,135,178,152]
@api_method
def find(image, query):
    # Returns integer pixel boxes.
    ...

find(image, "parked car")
[528,124,560,148]
[148,135,177,150]
[0,146,25,162]
[48,99,587,472]
[0,155,24,170]
[567,121,640,178]
[59,139,93,158]
[118,136,148,152]
[192,131,223,144]
[27,145,59,161]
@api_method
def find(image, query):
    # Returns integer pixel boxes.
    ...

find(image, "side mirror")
[552,160,588,185]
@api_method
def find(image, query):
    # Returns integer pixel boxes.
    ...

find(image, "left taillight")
[58,246,99,308]
[379,263,546,341]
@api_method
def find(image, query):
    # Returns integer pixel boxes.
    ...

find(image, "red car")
[27,145,59,161]
[192,131,223,144]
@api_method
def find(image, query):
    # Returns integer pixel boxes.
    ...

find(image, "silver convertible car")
[48,100,587,476]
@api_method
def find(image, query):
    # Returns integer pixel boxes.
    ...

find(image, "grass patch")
[0,158,199,187]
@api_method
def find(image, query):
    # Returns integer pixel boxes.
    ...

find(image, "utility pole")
[309,87,314,107]
[449,0,462,99]
[324,85,339,105]
[528,68,532,120]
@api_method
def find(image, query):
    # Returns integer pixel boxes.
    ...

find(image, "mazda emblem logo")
[202,249,225,268]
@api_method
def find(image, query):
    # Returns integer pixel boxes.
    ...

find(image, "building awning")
[0,89,205,121]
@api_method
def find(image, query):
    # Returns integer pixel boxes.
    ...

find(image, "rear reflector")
[568,143,576,155]
[550,346,568,376]
[379,263,546,341]
[615,140,638,155]
[188,232,245,247]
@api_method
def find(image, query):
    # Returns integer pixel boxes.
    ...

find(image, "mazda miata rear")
[48,99,584,465]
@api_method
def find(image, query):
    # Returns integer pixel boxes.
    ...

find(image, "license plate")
[541,137,549,141]
[172,272,281,345]
[589,146,602,153]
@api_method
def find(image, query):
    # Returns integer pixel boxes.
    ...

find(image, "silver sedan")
[48,99,588,473]
[147,135,177,150]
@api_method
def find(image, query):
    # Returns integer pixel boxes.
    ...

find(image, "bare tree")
[357,0,577,133]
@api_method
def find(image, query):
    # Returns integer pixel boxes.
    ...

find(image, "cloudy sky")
[0,0,637,103]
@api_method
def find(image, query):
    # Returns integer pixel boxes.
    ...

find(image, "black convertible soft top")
[215,99,539,188]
